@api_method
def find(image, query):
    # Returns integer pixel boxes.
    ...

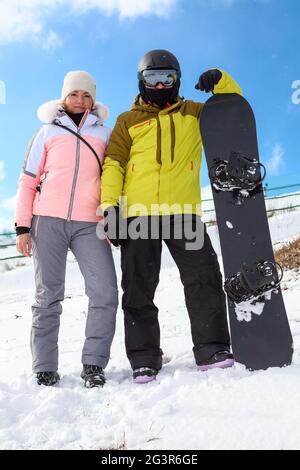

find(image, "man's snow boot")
[197,350,234,372]
[133,367,158,384]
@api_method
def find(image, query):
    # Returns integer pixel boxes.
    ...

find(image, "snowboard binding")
[209,151,266,193]
[224,261,283,303]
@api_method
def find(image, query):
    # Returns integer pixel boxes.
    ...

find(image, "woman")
[15,71,118,388]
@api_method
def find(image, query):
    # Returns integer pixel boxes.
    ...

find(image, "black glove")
[103,206,126,248]
[195,69,222,93]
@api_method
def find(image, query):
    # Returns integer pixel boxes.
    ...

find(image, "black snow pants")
[121,216,230,370]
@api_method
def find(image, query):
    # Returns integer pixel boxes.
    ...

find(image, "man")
[101,50,242,383]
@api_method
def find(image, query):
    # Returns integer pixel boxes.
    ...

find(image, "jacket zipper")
[156,116,162,205]
[133,119,152,129]
[156,117,162,165]
[67,128,81,221]
[169,114,176,163]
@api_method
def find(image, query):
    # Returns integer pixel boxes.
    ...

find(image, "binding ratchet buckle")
[209,151,266,192]
[224,261,283,303]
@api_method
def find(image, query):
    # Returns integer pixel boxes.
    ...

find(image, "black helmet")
[137,49,181,80]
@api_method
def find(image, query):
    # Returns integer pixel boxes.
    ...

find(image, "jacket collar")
[56,109,99,130]
[37,99,109,126]
[131,95,183,114]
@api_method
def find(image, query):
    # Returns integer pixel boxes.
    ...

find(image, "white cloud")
[70,0,177,17]
[41,30,63,51]
[266,144,284,176]
[0,162,6,182]
[0,216,14,233]
[0,0,178,48]
[0,194,16,233]
[1,194,17,211]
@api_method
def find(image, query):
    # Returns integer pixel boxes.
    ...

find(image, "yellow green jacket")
[101,70,242,217]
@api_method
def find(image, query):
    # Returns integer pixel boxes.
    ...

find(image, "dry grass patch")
[275,237,300,271]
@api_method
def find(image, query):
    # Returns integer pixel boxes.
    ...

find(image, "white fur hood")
[37,99,110,124]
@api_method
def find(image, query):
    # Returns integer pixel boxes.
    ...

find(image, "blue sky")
[0,0,299,230]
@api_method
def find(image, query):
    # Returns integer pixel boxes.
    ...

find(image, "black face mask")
[139,80,180,109]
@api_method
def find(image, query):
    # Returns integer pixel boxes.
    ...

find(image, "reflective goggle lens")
[142,69,177,87]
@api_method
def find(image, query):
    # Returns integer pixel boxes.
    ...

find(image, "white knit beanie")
[61,71,96,103]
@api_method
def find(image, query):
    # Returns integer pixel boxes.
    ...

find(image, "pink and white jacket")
[15,100,111,228]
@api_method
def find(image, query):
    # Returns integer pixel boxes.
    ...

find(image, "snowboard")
[200,93,293,370]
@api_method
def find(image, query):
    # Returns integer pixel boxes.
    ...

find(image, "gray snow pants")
[30,216,118,373]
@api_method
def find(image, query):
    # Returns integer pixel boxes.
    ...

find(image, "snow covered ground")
[1,210,300,450]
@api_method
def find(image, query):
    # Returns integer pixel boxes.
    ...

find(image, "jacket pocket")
[123,164,135,194]
[190,161,196,186]
[37,171,49,200]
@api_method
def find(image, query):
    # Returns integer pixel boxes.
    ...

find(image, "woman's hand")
[16,233,32,257]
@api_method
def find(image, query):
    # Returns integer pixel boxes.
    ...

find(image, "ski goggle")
[140,69,178,88]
